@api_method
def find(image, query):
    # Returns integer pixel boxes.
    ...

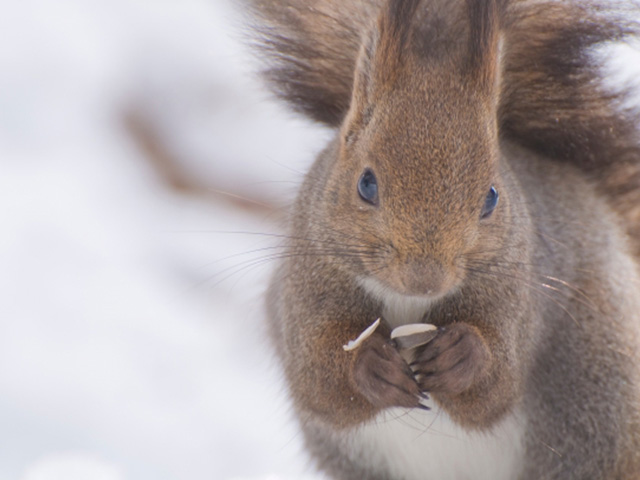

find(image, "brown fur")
[373,0,421,82]
[247,0,379,124]
[249,0,640,478]
[248,0,640,253]
[465,0,504,89]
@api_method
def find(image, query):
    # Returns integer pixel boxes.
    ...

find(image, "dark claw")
[412,322,489,395]
[352,334,423,410]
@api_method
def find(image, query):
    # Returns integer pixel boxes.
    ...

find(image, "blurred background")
[0,0,330,479]
[2,1,640,479]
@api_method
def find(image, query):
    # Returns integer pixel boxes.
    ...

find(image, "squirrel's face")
[305,0,506,301]
[319,72,505,300]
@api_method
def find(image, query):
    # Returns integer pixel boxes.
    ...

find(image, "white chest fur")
[350,278,526,479]
[345,405,526,480]
[358,277,435,328]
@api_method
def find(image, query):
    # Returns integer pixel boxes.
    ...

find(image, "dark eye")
[357,169,378,205]
[481,186,499,219]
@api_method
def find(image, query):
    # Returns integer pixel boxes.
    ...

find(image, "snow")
[2,0,639,479]
[0,0,329,479]
[22,453,124,480]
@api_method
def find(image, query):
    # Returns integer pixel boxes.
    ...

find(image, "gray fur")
[247,0,640,478]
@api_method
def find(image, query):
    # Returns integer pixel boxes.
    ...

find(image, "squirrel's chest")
[345,405,526,480]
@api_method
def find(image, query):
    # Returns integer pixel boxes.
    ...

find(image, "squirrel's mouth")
[364,258,462,299]
[356,267,463,329]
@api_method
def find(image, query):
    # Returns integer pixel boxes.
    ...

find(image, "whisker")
[168,229,375,250]
[198,245,388,291]
[462,265,582,327]
[463,255,602,316]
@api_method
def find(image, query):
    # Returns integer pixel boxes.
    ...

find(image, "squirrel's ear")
[372,0,422,88]
[352,0,422,101]
[346,0,422,129]
[356,0,504,103]
[466,0,504,98]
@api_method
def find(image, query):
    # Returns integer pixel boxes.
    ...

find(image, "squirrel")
[247,0,640,478]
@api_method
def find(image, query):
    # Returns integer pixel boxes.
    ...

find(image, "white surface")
[0,0,329,479]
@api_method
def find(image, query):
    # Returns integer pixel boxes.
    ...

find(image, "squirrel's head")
[315,0,508,300]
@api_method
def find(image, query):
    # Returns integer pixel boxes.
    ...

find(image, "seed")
[391,323,438,350]
[343,318,381,351]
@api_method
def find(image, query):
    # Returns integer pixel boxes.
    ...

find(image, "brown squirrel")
[247,0,640,478]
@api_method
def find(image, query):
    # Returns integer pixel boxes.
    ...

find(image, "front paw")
[412,323,489,395]
[351,334,425,410]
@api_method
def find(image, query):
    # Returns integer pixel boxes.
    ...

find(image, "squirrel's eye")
[481,186,499,219]
[357,169,378,205]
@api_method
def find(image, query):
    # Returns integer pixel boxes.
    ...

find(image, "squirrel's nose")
[396,257,457,297]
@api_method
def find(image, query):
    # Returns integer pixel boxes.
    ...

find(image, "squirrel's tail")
[500,1,640,253]
[247,0,380,125]
[247,0,640,254]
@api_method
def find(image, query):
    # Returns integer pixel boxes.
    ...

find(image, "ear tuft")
[372,0,423,87]
[465,0,504,92]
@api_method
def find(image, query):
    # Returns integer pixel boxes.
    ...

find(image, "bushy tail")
[247,0,383,125]
[499,1,640,253]
[247,0,640,254]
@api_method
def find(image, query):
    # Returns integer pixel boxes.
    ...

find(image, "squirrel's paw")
[351,334,427,411]
[412,322,489,395]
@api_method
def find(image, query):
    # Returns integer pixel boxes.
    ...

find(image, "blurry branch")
[123,108,278,216]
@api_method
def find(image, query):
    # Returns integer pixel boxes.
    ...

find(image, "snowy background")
[2,1,640,479]
[0,0,330,479]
